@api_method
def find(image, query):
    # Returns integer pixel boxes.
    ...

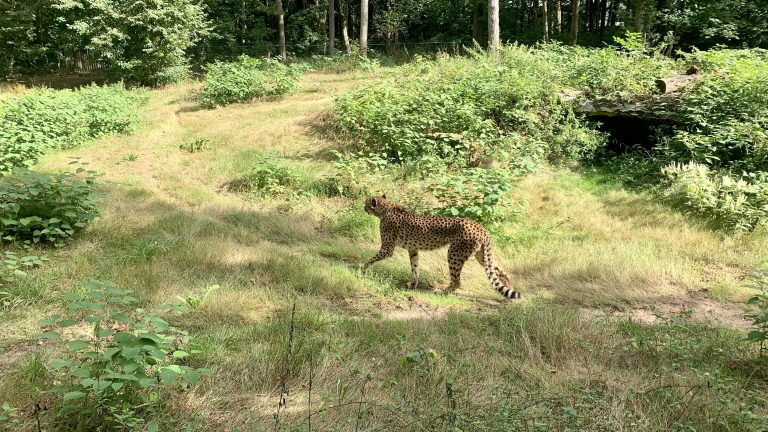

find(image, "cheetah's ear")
[382,194,387,199]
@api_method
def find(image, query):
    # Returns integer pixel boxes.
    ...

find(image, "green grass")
[0,70,767,430]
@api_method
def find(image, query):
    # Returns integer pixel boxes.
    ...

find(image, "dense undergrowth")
[660,49,768,232]
[199,56,301,107]
[0,84,147,174]
[334,42,768,232]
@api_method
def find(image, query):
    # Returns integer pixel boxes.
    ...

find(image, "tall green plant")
[0,84,147,174]
[39,280,212,430]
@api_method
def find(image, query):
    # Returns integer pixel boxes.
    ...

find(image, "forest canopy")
[1,0,767,84]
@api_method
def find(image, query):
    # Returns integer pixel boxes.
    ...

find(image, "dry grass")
[1,70,767,430]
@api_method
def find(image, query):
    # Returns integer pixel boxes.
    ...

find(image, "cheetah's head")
[364,194,388,216]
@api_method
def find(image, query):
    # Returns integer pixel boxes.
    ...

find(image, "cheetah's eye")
[371,198,377,208]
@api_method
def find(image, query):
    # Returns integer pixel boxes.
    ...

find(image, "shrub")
[746,267,768,354]
[302,50,380,73]
[659,50,768,172]
[1,251,47,289]
[542,35,677,101]
[421,168,518,225]
[225,155,302,196]
[0,165,103,247]
[334,46,606,170]
[0,84,147,174]
[199,56,300,107]
[662,163,768,232]
[39,280,211,430]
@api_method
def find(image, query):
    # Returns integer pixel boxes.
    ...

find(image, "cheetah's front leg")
[360,238,395,272]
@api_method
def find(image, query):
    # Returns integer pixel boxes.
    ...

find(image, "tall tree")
[556,0,562,36]
[360,0,368,56]
[634,0,646,35]
[276,0,286,61]
[341,0,350,52]
[327,0,335,53]
[472,0,484,45]
[570,0,580,44]
[488,0,499,49]
[543,0,550,41]
[53,0,210,85]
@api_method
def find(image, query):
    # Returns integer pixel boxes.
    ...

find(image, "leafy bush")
[0,84,147,174]
[335,46,606,170]
[746,267,768,354]
[660,49,768,173]
[302,50,380,73]
[421,168,517,225]
[653,49,768,231]
[199,56,300,107]
[542,35,677,101]
[0,165,103,247]
[662,163,768,232]
[1,251,47,289]
[225,155,302,196]
[39,280,211,430]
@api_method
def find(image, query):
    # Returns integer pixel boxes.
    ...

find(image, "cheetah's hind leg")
[441,242,475,294]
[406,249,419,289]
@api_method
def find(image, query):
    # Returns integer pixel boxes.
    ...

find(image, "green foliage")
[0,84,147,174]
[226,154,301,196]
[39,280,212,430]
[0,402,19,429]
[199,56,300,107]
[177,284,219,310]
[179,138,211,153]
[422,168,517,225]
[662,163,768,232]
[53,0,210,85]
[335,46,607,169]
[1,251,47,290]
[746,267,768,354]
[0,164,103,247]
[661,49,768,172]
[301,50,381,73]
[542,39,677,101]
[656,49,768,231]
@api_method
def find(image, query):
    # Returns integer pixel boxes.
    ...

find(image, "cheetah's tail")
[482,239,521,299]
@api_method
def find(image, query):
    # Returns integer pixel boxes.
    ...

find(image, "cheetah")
[360,195,521,299]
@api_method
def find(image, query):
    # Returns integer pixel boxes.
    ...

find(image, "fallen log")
[654,73,700,94]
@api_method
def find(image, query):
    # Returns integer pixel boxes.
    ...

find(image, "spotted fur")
[360,195,521,299]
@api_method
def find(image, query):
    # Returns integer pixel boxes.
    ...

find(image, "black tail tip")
[499,288,522,299]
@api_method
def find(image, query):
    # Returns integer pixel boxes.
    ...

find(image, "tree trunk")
[74,48,83,72]
[488,0,500,50]
[542,0,549,41]
[569,0,580,45]
[599,0,608,31]
[341,0,350,52]
[634,0,646,34]
[328,0,335,53]
[556,0,562,36]
[608,0,617,27]
[360,0,368,56]
[472,1,484,45]
[240,0,247,45]
[585,0,592,32]
[276,0,286,61]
